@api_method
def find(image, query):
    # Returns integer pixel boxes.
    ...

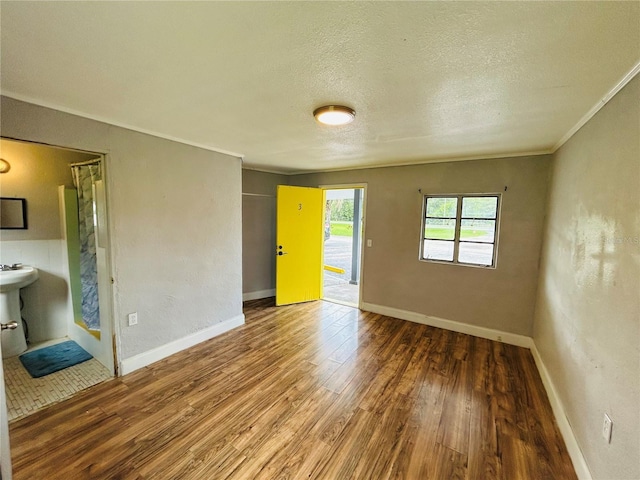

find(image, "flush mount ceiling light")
[313,105,356,126]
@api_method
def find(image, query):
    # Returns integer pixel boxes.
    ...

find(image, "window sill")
[419,258,497,270]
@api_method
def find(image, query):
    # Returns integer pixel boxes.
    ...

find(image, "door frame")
[64,153,118,375]
[320,183,367,309]
[0,337,10,479]
[0,137,119,375]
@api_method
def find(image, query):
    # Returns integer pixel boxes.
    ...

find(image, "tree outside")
[328,199,354,222]
[327,199,355,236]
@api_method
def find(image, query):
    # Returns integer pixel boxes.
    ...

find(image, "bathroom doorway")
[322,186,366,308]
[0,138,115,421]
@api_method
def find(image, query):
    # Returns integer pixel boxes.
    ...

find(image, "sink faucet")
[0,264,22,271]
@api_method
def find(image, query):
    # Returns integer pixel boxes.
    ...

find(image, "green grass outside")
[330,223,490,239]
[330,222,353,236]
[425,227,488,240]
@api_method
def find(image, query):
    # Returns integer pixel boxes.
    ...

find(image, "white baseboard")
[360,302,533,348]
[530,344,592,480]
[243,289,275,301]
[119,314,245,375]
[360,301,590,479]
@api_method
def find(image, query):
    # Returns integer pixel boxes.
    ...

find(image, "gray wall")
[533,76,639,479]
[1,96,244,362]
[292,155,551,336]
[242,169,288,296]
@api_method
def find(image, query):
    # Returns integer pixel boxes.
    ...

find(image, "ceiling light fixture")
[313,105,355,126]
[0,159,10,174]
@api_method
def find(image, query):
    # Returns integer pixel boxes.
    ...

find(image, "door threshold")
[322,298,360,309]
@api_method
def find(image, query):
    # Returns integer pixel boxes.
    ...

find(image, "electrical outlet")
[367,239,372,247]
[128,312,138,326]
[602,413,613,443]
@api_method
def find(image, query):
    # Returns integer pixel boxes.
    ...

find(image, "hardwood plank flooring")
[9,298,577,479]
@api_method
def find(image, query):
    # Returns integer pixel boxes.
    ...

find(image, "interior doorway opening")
[322,187,364,307]
[0,138,115,424]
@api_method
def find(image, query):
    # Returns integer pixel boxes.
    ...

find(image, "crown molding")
[281,149,554,176]
[552,60,640,152]
[1,91,244,160]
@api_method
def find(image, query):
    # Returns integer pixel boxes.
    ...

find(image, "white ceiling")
[1,2,638,174]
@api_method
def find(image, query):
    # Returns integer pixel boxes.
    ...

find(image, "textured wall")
[291,155,551,336]
[533,76,639,479]
[1,96,244,362]
[242,170,289,296]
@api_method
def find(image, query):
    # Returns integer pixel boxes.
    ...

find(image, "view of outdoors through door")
[323,188,364,307]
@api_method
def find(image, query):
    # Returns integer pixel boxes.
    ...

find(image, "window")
[421,194,500,267]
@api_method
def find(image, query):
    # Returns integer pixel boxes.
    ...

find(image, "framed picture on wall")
[0,197,27,229]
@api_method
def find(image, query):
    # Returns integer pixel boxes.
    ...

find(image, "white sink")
[0,266,39,293]
[1,266,39,358]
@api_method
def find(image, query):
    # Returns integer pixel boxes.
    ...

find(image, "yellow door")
[276,185,324,306]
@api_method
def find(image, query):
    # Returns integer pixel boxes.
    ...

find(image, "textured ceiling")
[1,2,639,173]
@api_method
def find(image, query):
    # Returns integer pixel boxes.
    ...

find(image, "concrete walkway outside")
[323,235,359,306]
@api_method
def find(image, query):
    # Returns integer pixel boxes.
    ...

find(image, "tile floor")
[4,339,112,421]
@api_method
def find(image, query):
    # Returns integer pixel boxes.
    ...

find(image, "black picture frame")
[0,197,28,229]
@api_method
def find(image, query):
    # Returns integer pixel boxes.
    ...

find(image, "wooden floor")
[9,299,577,479]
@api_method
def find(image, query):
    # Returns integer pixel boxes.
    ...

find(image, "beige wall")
[242,169,288,296]
[533,76,639,479]
[1,96,244,361]
[0,139,95,240]
[291,155,551,336]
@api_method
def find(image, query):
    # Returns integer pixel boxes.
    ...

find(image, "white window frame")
[419,193,501,268]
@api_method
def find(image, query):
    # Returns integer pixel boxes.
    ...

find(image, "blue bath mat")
[19,340,93,378]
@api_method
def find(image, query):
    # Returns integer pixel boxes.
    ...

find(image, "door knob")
[1,321,18,331]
